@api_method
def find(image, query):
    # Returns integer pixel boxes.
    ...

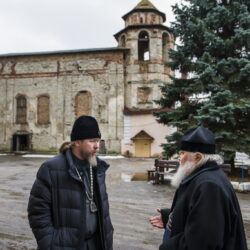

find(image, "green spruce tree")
[155,0,250,161]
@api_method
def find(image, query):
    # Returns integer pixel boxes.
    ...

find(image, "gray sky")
[0,0,180,54]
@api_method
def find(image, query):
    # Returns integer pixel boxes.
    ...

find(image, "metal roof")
[134,0,157,10]
[0,47,129,58]
[122,0,166,22]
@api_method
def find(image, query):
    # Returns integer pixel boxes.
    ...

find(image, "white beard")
[171,161,198,188]
[88,155,97,167]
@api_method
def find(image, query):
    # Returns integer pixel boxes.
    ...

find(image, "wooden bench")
[148,159,231,184]
[148,159,179,184]
[155,159,179,172]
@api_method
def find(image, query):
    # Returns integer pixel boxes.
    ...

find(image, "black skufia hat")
[180,126,215,154]
[71,116,101,141]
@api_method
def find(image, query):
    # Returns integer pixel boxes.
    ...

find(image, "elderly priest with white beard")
[150,126,248,250]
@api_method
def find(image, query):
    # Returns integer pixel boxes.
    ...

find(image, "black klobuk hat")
[71,116,101,141]
[180,126,215,154]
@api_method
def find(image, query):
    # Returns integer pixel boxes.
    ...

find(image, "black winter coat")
[28,150,113,250]
[160,161,248,250]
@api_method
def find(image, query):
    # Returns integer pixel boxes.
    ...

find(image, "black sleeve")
[27,164,54,249]
[160,182,230,250]
[161,208,171,228]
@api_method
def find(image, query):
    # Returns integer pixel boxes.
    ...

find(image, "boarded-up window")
[75,91,91,117]
[37,95,50,124]
[137,87,152,103]
[16,95,27,124]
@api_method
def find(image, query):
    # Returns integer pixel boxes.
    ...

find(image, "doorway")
[12,133,30,151]
[131,130,154,157]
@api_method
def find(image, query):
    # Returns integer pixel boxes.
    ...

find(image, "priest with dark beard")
[150,126,247,250]
[28,116,113,250]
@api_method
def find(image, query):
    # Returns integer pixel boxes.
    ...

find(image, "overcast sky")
[0,0,180,54]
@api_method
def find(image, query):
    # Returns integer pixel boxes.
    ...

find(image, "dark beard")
[79,149,89,161]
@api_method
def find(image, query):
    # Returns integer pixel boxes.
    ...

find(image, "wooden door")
[134,139,151,157]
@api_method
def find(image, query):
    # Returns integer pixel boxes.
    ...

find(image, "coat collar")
[65,149,110,181]
[181,161,219,185]
[66,149,81,182]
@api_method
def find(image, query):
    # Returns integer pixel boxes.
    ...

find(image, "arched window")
[16,95,27,124]
[37,95,50,124]
[138,31,150,61]
[75,91,91,117]
[162,33,170,62]
[120,35,126,47]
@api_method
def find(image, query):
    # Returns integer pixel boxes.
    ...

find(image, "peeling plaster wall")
[123,28,174,110]
[0,52,125,152]
[0,7,175,156]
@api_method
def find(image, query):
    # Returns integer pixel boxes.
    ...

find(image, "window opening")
[121,35,126,47]
[162,33,170,61]
[16,95,27,124]
[138,31,150,61]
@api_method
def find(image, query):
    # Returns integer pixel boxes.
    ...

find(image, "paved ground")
[0,155,249,249]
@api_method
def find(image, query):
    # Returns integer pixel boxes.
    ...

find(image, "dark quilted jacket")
[28,149,113,250]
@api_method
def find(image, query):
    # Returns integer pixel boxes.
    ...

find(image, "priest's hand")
[149,208,164,229]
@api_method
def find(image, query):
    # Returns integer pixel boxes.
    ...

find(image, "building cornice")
[124,107,172,115]
[114,24,172,40]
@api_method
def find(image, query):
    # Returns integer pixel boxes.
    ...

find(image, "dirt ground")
[0,155,249,250]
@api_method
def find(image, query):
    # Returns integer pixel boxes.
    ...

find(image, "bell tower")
[114,0,174,111]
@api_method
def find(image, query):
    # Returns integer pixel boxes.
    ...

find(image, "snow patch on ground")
[231,181,250,192]
[99,155,125,159]
[22,154,56,158]
[20,154,125,159]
